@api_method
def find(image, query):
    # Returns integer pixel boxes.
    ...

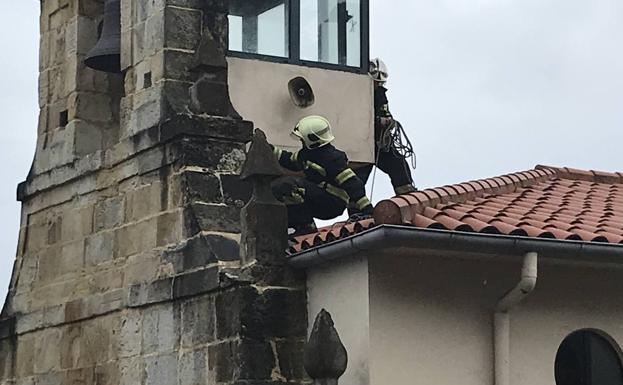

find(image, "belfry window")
[228,0,369,71]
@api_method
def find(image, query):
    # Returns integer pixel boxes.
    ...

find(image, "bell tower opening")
[35,0,123,174]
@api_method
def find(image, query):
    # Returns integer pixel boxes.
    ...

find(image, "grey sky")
[1,0,622,303]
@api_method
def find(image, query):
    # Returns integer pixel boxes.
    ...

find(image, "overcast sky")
[1,0,622,303]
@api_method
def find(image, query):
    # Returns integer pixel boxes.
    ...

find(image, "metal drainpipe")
[494,252,538,385]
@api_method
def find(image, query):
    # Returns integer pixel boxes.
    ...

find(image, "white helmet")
[291,115,335,149]
[369,58,389,83]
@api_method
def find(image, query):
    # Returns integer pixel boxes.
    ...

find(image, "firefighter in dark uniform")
[356,58,416,196]
[272,115,374,235]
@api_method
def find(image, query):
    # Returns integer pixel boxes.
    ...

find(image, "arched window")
[555,330,623,385]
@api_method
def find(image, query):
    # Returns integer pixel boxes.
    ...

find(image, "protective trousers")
[272,176,346,227]
[356,146,414,194]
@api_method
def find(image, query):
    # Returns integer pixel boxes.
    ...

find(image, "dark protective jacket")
[374,86,393,140]
[274,144,373,213]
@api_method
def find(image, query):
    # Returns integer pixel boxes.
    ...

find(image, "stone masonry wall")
[0,1,308,385]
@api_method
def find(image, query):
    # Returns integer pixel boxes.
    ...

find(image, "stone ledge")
[128,265,227,308]
[159,115,253,144]
[17,115,253,202]
[12,267,234,335]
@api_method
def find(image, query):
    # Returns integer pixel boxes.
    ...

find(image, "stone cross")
[304,309,349,385]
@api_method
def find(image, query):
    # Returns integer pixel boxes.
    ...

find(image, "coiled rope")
[369,120,417,200]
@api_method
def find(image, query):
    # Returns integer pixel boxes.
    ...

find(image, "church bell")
[85,0,121,73]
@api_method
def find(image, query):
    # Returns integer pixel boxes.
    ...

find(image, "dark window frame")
[227,0,370,74]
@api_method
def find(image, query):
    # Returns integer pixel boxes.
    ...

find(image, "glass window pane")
[555,330,623,385]
[229,0,288,57]
[301,0,361,66]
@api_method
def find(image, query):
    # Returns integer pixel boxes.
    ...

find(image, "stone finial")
[304,310,348,385]
[241,130,283,181]
[240,129,287,265]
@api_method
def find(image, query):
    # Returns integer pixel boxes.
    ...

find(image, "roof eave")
[288,225,623,269]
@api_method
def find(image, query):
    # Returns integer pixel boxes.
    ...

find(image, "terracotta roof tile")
[289,166,623,253]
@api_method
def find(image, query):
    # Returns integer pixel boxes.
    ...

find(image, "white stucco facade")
[228,57,375,163]
[306,249,623,385]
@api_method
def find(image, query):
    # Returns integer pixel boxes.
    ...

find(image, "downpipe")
[494,252,538,385]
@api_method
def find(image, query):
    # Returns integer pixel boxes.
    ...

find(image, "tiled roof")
[290,166,623,254]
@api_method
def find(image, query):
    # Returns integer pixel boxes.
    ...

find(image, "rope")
[378,120,417,169]
[369,119,417,198]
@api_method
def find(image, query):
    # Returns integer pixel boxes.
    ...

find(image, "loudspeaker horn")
[288,77,315,108]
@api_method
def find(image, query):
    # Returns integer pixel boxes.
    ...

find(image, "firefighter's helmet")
[369,58,389,83]
[291,115,335,149]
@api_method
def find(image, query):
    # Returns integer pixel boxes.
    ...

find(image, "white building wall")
[307,256,371,385]
[367,253,623,385]
[228,57,375,163]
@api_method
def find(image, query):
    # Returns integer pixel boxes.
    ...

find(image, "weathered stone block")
[15,335,35,378]
[95,197,124,232]
[34,371,62,385]
[180,295,215,348]
[128,277,173,308]
[63,368,94,385]
[181,171,223,204]
[73,120,103,156]
[235,339,275,381]
[120,356,144,385]
[221,174,252,205]
[166,137,247,172]
[125,182,163,223]
[61,204,94,242]
[172,267,220,299]
[164,234,237,273]
[95,361,120,385]
[162,49,194,82]
[216,286,306,340]
[46,216,62,246]
[145,354,177,385]
[79,316,119,367]
[142,303,179,354]
[188,203,241,234]
[33,329,61,374]
[119,310,142,358]
[69,92,115,123]
[60,325,81,370]
[132,13,165,65]
[159,115,253,144]
[178,348,208,385]
[208,341,234,383]
[215,286,257,340]
[276,340,307,381]
[85,231,115,266]
[256,288,307,339]
[164,7,202,51]
[114,218,157,259]
[156,211,183,247]
[124,251,162,286]
[37,246,61,284]
[0,336,15,381]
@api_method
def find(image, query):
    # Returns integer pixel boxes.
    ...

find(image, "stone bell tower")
[0,1,307,384]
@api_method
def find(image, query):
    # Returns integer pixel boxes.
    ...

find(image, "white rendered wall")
[228,57,375,163]
[307,256,371,385]
[367,253,623,385]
